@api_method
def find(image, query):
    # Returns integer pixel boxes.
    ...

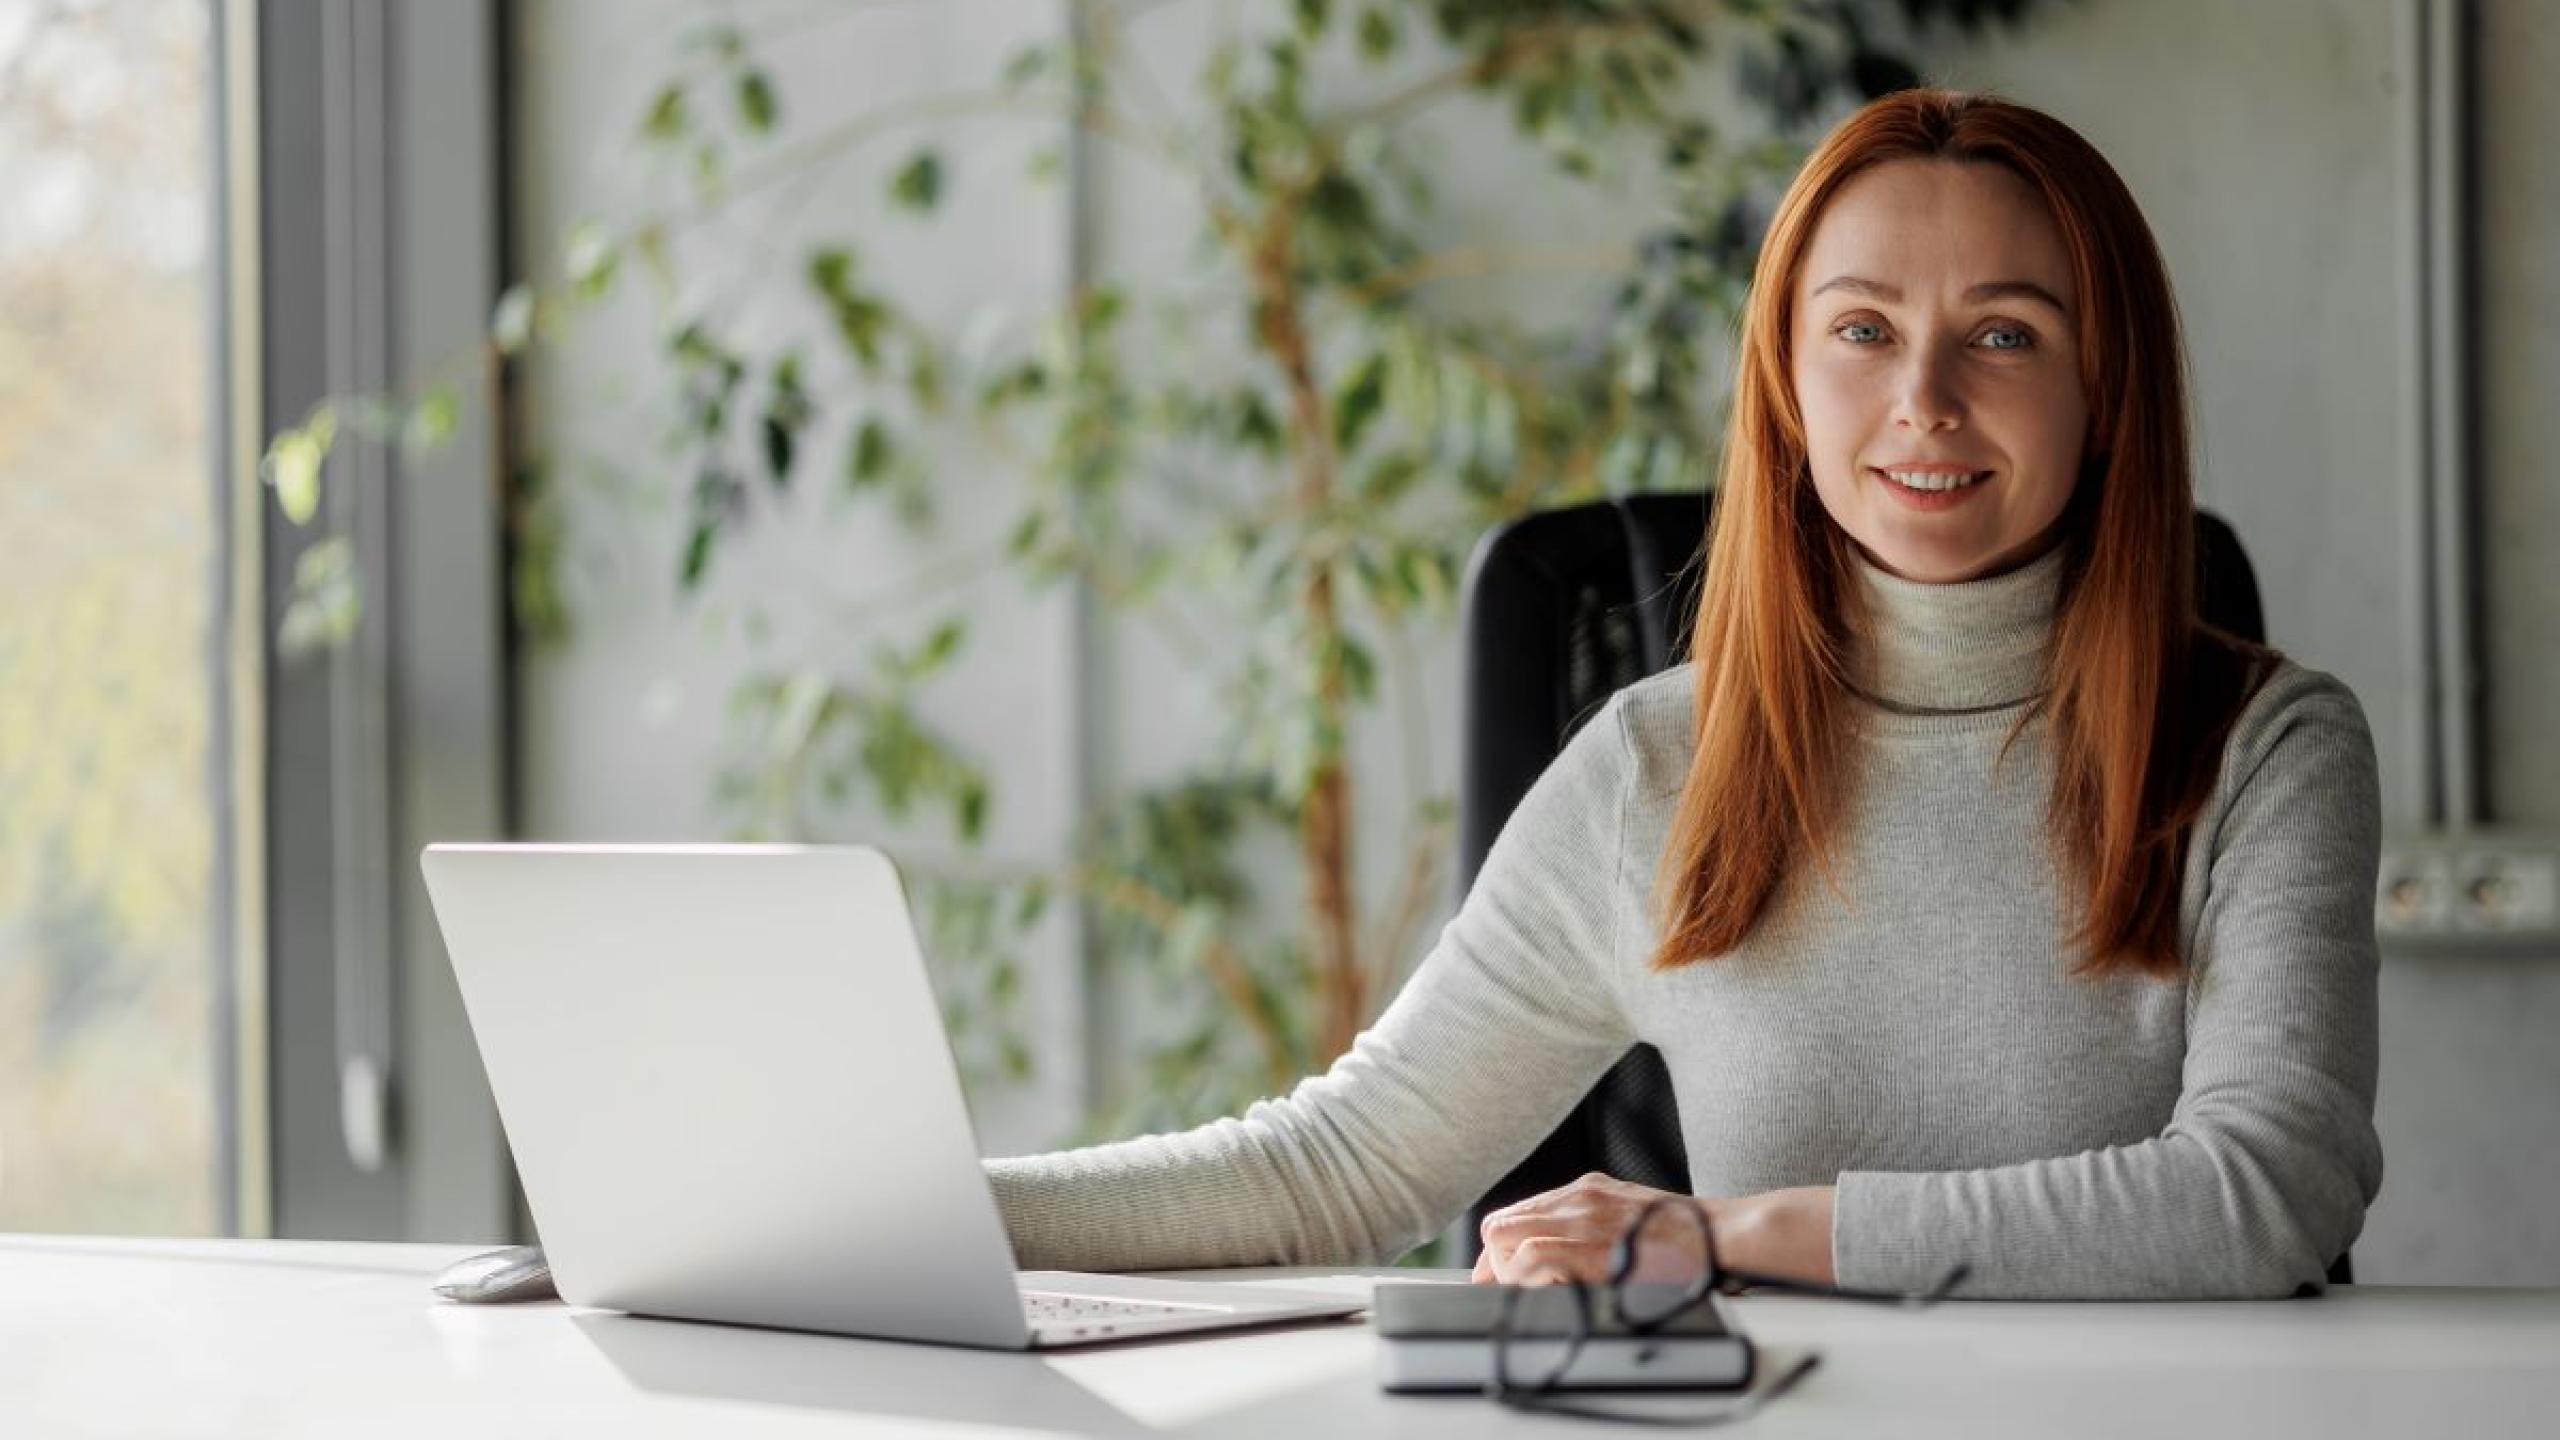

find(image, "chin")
[1852,534,1995,584]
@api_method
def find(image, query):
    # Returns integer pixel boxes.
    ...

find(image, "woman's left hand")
[1469,1173,1837,1288]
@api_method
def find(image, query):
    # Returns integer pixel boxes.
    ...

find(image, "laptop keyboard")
[1021,1291,1229,1334]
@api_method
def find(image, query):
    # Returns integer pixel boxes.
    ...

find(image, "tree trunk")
[1249,224,1366,1072]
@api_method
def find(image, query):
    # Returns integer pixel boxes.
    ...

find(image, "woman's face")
[1789,158,2088,584]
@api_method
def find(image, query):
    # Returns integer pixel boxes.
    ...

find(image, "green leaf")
[907,347,945,412]
[1355,6,1399,61]
[914,617,966,676]
[890,150,943,212]
[1330,352,1387,453]
[565,220,618,299]
[680,519,717,589]
[508,462,570,648]
[1292,0,1330,41]
[641,83,686,144]
[262,408,336,525]
[735,69,779,133]
[633,224,671,286]
[1347,546,1396,613]
[808,250,893,367]
[490,285,536,354]
[277,535,362,659]
[846,418,896,488]
[1358,452,1423,506]
[1231,390,1282,453]
[1401,544,1456,609]
[1006,508,1046,558]
[1335,634,1377,701]
[761,354,811,486]
[402,387,458,453]
[761,417,795,484]
[808,246,854,297]
[1001,44,1054,92]
[1013,879,1050,929]
[1662,117,1715,172]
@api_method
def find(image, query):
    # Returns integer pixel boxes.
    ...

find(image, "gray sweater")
[987,543,2385,1299]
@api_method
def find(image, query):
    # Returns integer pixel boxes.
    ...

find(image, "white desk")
[4,1235,2555,1437]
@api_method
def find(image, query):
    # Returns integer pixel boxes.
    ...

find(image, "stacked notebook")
[1371,1281,1756,1393]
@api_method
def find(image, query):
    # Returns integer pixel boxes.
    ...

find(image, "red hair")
[1650,89,2272,979]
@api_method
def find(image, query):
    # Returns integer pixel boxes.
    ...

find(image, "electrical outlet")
[2375,849,2453,936]
[2449,846,2560,936]
[2376,831,2560,952]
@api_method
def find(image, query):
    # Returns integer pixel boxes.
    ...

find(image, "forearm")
[986,1111,1390,1272]
[1831,1107,2378,1301]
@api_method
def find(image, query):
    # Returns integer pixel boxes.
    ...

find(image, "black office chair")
[1451,490,2353,1287]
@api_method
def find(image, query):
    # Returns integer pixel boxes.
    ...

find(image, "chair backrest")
[1449,493,2343,1282]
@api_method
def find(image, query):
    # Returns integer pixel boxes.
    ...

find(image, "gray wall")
[2385,0,2560,1286]
[509,1,2559,1281]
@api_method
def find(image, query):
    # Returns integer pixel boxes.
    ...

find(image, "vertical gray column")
[258,0,511,1241]
[387,0,512,1243]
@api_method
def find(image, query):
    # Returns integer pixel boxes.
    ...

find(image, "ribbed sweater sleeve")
[1831,669,2388,1299]
[984,695,1641,1271]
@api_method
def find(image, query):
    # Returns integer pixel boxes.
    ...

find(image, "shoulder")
[2190,651,2383,882]
[1522,665,1694,819]
[2213,654,2378,804]
[1602,664,1698,802]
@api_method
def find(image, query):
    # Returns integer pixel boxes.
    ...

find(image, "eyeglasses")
[1486,1195,1968,1425]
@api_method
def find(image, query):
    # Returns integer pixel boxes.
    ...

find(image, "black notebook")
[1371,1281,1757,1393]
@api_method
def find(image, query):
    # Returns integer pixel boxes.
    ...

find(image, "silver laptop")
[418,842,1365,1348]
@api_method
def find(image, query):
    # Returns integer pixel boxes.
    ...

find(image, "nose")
[1891,343,1964,433]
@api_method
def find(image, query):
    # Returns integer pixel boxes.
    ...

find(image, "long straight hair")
[1649,90,2273,979]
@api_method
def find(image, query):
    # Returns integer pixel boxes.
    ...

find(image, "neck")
[1846,542,2065,713]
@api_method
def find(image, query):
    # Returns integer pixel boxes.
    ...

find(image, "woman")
[987,89,2384,1301]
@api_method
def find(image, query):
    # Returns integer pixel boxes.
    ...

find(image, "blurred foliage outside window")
[0,0,223,1234]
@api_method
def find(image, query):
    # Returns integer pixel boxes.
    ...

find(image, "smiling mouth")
[1871,467,1993,493]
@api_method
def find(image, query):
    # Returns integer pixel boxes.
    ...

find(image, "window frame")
[246,0,515,1242]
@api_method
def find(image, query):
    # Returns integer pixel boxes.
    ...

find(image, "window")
[0,0,234,1234]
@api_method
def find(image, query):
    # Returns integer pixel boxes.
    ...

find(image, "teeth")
[1882,469,1988,492]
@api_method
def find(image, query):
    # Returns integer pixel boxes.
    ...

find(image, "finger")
[1498,1235,1608,1287]
[1479,1211,1603,1282]
[1484,1174,1609,1232]
[1481,1196,1608,1239]
[1471,1247,1495,1284]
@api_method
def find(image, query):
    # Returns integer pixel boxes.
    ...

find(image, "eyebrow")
[1810,274,2072,317]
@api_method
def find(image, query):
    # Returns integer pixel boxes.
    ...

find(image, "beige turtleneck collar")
[1846,541,2065,714]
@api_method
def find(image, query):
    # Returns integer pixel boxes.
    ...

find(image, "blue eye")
[1834,321,1885,344]
[1978,325,2033,351]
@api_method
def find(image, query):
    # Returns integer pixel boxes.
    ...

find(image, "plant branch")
[1245,206,1369,1063]
[654,88,1187,244]
[1324,13,1670,137]
[967,409,1230,674]
[1349,243,1637,306]
[1073,863,1297,1094]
